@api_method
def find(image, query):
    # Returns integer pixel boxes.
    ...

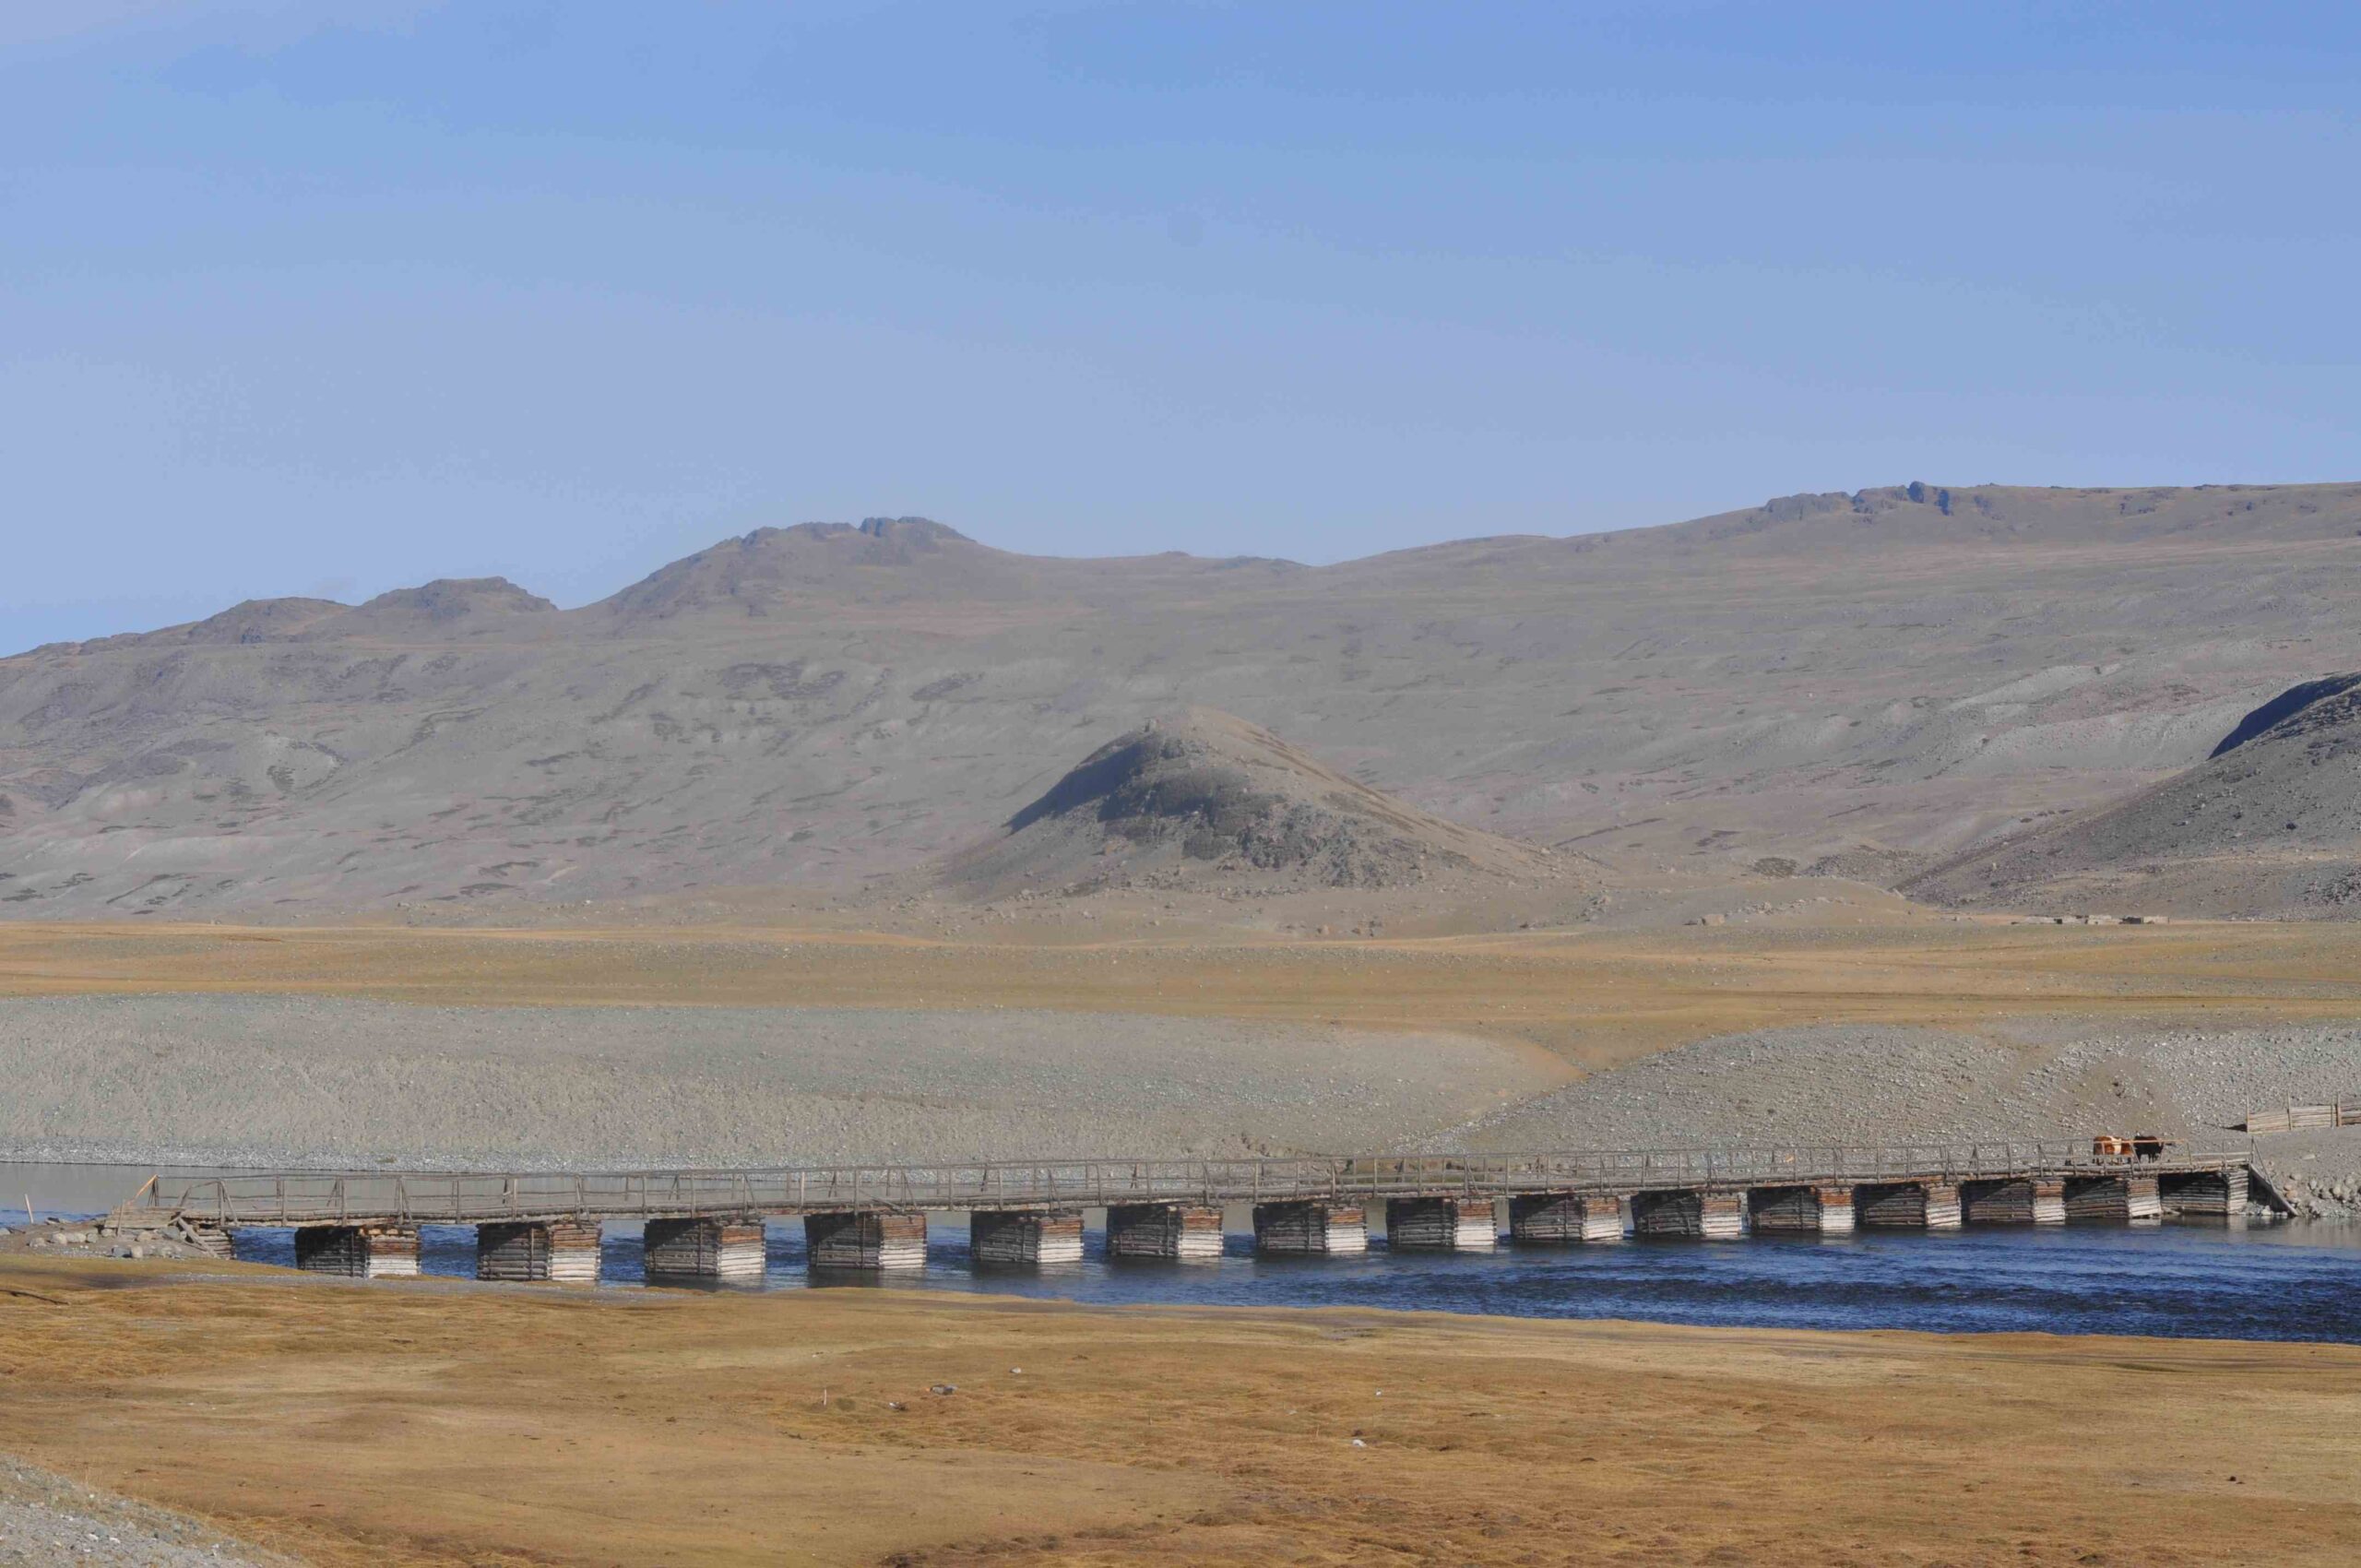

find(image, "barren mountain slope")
[1907,675,2361,916]
[2,487,2359,919]
[943,707,1554,899]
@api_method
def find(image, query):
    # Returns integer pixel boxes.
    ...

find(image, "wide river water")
[13,1160,2360,1343]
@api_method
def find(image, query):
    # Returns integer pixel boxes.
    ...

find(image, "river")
[12,1159,2359,1343]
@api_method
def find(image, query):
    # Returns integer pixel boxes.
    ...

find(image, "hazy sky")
[5,2,2356,649]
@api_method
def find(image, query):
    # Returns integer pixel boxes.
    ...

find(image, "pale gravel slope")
[0,995,1555,1169]
[1433,1017,2361,1210]
[1442,1019,2361,1148]
[0,1456,279,1567]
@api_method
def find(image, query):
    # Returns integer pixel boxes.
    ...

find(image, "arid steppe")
[5,1256,2359,1568]
[12,489,2361,1566]
[15,10,2361,1562]
[13,912,2361,1064]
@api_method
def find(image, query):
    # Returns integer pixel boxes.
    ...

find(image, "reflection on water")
[15,1160,2361,1344]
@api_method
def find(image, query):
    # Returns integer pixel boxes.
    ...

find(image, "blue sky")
[5,1,2356,649]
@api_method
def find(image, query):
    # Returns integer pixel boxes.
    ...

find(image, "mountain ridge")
[4,480,2358,920]
[29,480,2361,658]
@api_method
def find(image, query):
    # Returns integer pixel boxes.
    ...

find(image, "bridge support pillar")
[1747,1185,1821,1233]
[477,1220,602,1283]
[1507,1192,1619,1243]
[2034,1177,2067,1225]
[1252,1201,1368,1256]
[971,1208,1085,1265]
[804,1211,927,1271]
[1816,1186,1856,1234]
[294,1224,420,1279]
[1106,1203,1224,1260]
[1630,1190,1695,1238]
[2065,1175,2163,1223]
[1385,1196,1496,1251]
[1924,1182,1963,1230]
[1962,1180,2033,1224]
[1857,1182,1928,1228]
[2159,1168,2247,1218]
[1582,1194,1628,1241]
[1631,1190,1745,1240]
[644,1218,765,1281]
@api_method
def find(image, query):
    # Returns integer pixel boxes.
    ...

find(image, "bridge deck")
[143,1142,2255,1228]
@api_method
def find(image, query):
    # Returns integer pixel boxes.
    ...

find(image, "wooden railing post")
[155,1138,2200,1229]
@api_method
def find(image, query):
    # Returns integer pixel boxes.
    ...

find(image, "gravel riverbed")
[0,993,1553,1170]
[10,993,2358,1215]
[1438,1017,2361,1213]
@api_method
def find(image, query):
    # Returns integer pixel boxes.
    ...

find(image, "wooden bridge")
[122,1140,2272,1280]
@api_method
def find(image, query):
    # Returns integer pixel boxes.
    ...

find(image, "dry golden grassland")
[2,1256,2356,1567]
[6,917,2361,1070]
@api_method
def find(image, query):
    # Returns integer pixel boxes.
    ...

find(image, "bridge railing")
[148,1141,2252,1227]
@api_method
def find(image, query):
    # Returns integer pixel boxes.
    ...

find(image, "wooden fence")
[2243,1103,2361,1135]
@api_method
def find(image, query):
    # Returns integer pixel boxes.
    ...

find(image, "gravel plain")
[0,993,1554,1170]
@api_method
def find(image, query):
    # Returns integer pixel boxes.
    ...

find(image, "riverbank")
[9,916,2361,1181]
[10,992,2361,1218]
[0,993,1553,1170]
[1430,1017,2361,1216]
[4,1255,2358,1565]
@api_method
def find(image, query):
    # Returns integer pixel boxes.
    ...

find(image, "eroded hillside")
[943,707,1555,898]
[3,487,2359,918]
[1908,673,2361,916]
